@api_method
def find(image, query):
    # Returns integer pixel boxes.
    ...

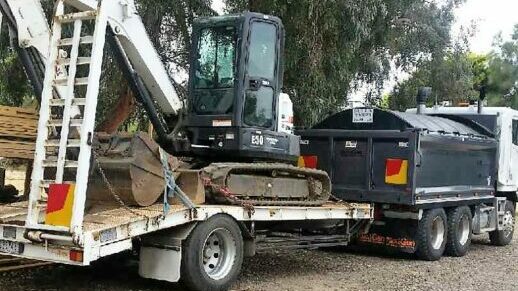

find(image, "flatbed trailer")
[0,200,371,288]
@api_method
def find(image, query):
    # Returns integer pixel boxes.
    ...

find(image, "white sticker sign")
[352,108,374,123]
[212,119,232,127]
[345,141,358,148]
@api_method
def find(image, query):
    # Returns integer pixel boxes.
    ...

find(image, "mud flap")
[139,223,198,282]
[357,219,418,253]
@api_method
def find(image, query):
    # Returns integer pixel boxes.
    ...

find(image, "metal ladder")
[26,0,108,234]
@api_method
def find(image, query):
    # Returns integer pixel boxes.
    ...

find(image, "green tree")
[486,25,518,108]
[225,0,464,126]
[469,53,490,93]
[387,38,479,111]
[0,0,464,128]
[0,21,33,107]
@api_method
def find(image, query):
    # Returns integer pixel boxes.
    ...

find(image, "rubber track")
[203,163,332,207]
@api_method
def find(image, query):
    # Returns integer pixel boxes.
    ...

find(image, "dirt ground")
[0,234,517,291]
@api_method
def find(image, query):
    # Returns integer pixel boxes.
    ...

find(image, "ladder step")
[42,159,79,168]
[56,11,98,23]
[49,98,87,107]
[48,118,83,127]
[58,36,94,46]
[37,199,48,205]
[75,77,89,86]
[45,139,81,148]
[54,77,90,87]
[57,57,91,66]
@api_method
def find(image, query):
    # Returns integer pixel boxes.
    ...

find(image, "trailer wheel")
[445,206,472,257]
[489,201,515,246]
[416,208,447,261]
[181,215,243,291]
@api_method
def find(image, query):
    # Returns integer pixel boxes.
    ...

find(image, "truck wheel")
[489,201,515,246]
[181,215,244,291]
[445,206,472,257]
[416,208,447,261]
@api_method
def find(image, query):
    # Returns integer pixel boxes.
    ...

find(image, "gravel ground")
[0,235,517,291]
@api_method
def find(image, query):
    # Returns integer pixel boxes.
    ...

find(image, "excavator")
[0,0,331,233]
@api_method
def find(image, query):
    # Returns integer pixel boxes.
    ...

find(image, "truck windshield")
[194,26,236,89]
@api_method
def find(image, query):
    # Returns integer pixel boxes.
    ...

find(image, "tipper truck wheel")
[489,201,515,246]
[445,206,472,257]
[181,215,244,291]
[416,208,447,261]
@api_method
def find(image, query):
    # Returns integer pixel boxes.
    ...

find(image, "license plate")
[0,240,23,255]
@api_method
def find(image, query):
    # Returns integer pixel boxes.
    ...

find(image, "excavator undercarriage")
[87,133,331,208]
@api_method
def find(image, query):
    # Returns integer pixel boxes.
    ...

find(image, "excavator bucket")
[85,132,204,207]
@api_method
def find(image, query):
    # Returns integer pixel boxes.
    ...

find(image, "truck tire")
[489,201,515,246]
[181,215,244,291]
[416,208,447,261]
[445,206,472,257]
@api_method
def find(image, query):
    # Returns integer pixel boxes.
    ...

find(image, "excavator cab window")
[193,26,237,114]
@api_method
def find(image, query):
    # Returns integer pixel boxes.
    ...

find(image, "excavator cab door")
[242,18,282,132]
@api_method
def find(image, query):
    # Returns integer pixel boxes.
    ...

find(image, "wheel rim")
[502,210,515,238]
[457,214,470,246]
[202,228,237,280]
[431,216,445,250]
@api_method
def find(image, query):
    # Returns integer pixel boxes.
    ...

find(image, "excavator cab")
[184,12,299,163]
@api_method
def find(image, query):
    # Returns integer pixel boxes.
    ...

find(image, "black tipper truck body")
[298,108,498,208]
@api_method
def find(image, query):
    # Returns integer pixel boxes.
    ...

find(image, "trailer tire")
[445,206,472,257]
[181,215,244,291]
[416,208,447,261]
[489,201,515,246]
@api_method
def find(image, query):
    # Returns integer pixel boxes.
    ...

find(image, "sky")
[454,0,518,53]
[212,0,225,15]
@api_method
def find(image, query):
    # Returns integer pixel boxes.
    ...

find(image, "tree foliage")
[388,24,518,111]
[0,22,32,107]
[486,25,518,108]
[225,0,463,126]
[388,43,478,111]
[0,0,463,127]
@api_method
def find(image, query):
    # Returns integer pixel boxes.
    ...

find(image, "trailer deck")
[0,201,371,266]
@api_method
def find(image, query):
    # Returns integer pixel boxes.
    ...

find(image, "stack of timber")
[0,106,38,160]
